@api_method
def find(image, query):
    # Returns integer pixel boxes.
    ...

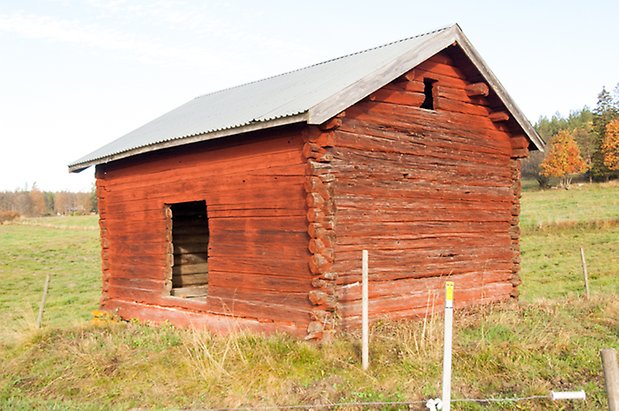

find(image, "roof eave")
[451,26,545,152]
[71,24,544,174]
[307,24,544,152]
[68,112,309,173]
[307,25,459,125]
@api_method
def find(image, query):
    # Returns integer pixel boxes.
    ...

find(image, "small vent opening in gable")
[421,78,438,110]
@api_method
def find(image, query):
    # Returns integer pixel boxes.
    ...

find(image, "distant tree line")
[523,83,619,188]
[0,183,97,222]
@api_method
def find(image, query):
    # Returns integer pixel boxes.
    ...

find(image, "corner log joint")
[303,118,341,340]
[508,159,523,298]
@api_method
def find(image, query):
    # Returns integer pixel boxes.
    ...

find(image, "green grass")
[1,184,618,410]
[1,298,616,410]
[521,225,619,301]
[520,180,619,301]
[14,214,99,229]
[0,222,100,336]
[520,180,619,231]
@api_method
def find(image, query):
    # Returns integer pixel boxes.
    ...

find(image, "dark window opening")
[169,200,209,298]
[421,78,438,110]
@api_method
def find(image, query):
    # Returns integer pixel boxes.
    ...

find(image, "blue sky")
[1,0,617,191]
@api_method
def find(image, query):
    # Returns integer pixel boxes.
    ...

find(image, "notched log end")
[509,286,520,299]
[466,82,489,97]
[306,192,325,209]
[511,147,529,159]
[308,253,334,275]
[489,111,510,123]
[308,290,336,307]
[305,321,324,340]
[319,117,342,131]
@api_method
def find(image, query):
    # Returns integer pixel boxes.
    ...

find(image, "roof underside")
[69,24,543,172]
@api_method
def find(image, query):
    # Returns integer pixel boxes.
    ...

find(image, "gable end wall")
[327,50,528,327]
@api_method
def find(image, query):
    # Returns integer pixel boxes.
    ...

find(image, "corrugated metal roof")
[69,24,543,172]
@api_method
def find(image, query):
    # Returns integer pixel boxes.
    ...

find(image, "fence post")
[36,272,51,329]
[580,247,590,300]
[442,281,454,411]
[362,250,369,371]
[601,348,619,411]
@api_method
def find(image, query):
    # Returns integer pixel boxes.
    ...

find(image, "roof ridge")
[193,24,454,100]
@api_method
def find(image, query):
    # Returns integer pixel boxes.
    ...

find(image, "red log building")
[70,25,544,339]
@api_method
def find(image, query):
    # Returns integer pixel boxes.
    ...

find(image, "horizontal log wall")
[96,126,311,335]
[331,50,524,328]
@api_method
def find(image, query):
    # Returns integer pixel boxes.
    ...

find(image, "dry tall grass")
[1,295,616,409]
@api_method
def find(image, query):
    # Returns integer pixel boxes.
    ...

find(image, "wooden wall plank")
[99,126,312,330]
[331,49,522,324]
[105,299,305,336]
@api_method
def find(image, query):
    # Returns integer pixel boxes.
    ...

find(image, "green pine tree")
[591,86,619,180]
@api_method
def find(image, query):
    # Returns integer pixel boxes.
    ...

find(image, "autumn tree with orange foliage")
[602,118,619,170]
[540,130,587,188]
[30,183,46,216]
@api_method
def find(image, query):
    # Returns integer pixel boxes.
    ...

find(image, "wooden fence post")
[36,272,51,329]
[580,247,590,300]
[601,348,619,411]
[361,250,369,371]
[441,281,454,411]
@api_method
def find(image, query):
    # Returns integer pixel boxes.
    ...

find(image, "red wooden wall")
[94,45,529,338]
[324,48,526,328]
[96,127,312,335]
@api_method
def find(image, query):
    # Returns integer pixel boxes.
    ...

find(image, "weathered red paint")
[96,47,528,338]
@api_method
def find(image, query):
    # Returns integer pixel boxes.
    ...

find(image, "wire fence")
[203,393,555,410]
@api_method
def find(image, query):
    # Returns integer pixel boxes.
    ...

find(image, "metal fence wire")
[203,393,555,411]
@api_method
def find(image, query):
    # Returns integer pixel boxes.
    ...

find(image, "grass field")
[520,180,619,231]
[0,183,617,410]
[13,214,99,229]
[520,180,619,301]
[0,218,100,334]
